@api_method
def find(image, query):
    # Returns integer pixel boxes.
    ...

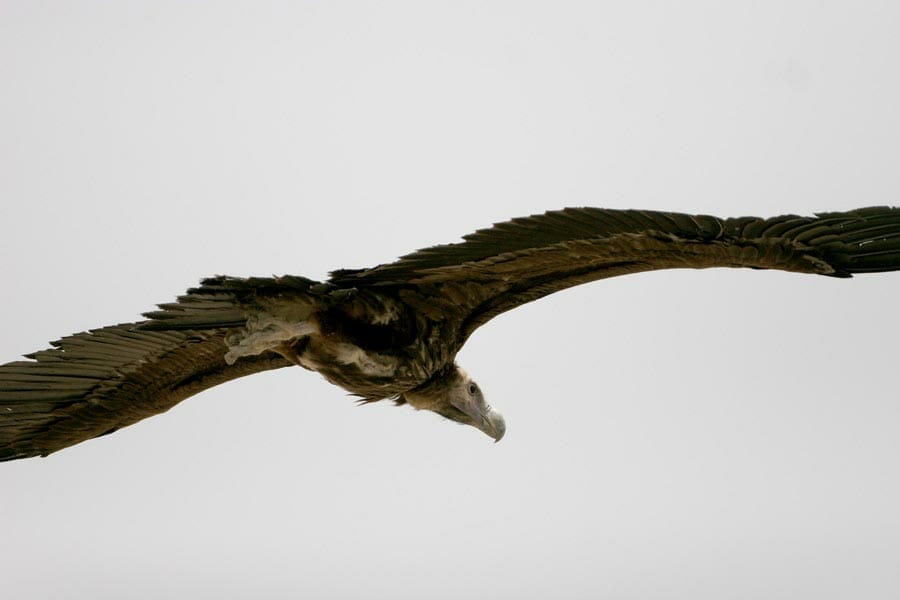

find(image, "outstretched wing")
[0,275,346,460]
[331,206,900,338]
[0,325,290,461]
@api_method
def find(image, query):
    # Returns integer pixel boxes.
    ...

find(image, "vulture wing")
[0,276,335,461]
[0,326,290,460]
[1,276,336,460]
[331,206,900,338]
[0,277,324,461]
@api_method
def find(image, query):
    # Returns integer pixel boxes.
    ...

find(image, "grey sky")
[2,2,900,598]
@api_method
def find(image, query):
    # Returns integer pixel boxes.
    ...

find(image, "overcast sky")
[2,2,900,598]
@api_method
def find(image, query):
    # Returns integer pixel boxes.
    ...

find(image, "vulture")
[3,205,900,461]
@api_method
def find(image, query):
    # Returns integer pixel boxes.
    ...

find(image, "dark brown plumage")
[3,205,900,461]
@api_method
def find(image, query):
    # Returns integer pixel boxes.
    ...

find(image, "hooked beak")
[452,397,506,442]
[481,409,506,442]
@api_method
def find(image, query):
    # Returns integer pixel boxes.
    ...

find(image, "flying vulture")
[3,205,900,461]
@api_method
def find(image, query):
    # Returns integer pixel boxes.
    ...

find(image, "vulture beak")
[451,394,506,442]
[482,409,506,443]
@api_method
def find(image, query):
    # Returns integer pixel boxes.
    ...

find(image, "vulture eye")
[468,383,478,396]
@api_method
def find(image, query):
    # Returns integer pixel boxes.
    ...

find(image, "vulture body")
[3,205,900,461]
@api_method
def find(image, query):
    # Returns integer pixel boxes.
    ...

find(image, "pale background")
[2,2,900,598]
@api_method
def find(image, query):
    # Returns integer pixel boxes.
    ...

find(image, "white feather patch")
[224,314,318,365]
[332,343,398,377]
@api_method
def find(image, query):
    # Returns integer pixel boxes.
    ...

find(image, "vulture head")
[402,364,506,442]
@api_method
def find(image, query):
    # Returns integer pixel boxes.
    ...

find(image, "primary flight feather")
[3,205,900,460]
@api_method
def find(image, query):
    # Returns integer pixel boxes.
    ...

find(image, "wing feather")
[331,206,900,337]
[0,324,289,460]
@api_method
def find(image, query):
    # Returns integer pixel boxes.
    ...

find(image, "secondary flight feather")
[3,205,900,461]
